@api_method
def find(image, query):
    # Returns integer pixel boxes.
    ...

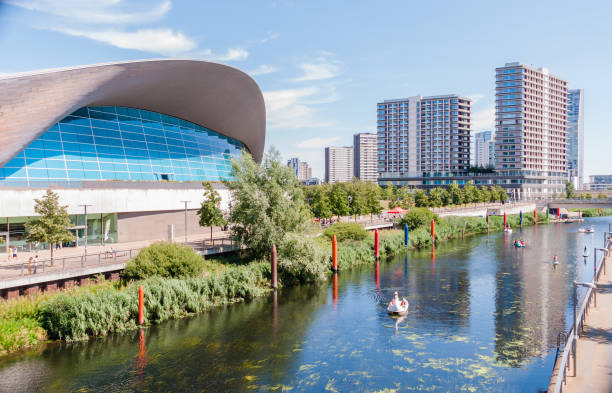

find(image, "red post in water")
[503,212,507,228]
[332,235,338,272]
[374,229,380,259]
[271,244,278,289]
[533,209,537,223]
[138,285,144,325]
[332,273,338,307]
[431,219,436,244]
[598,208,601,216]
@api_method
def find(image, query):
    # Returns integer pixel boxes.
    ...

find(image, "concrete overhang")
[0,59,266,167]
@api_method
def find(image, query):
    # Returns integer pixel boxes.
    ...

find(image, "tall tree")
[329,183,350,218]
[447,183,463,205]
[428,187,444,207]
[198,181,227,242]
[565,181,576,199]
[365,183,382,220]
[308,185,333,219]
[414,189,429,207]
[225,147,310,259]
[25,189,74,265]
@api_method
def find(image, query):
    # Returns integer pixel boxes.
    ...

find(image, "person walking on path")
[27,257,33,275]
[12,246,17,260]
[33,255,38,274]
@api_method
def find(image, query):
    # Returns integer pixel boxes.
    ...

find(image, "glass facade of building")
[0,106,246,185]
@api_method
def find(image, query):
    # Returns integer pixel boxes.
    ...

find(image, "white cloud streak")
[263,86,338,129]
[248,64,278,76]
[52,27,196,56]
[8,0,172,25]
[471,107,495,131]
[292,61,341,82]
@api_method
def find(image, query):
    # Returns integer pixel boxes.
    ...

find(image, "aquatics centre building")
[0,59,266,252]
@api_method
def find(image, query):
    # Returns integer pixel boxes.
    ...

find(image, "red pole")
[332,235,338,272]
[138,285,144,325]
[503,212,507,228]
[431,219,436,244]
[271,244,277,289]
[374,229,379,259]
[533,209,537,223]
[333,273,338,307]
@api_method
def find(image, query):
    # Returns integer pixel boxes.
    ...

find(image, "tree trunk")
[211,226,213,243]
[50,244,54,266]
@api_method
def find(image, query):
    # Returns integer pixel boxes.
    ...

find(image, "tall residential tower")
[353,133,378,182]
[324,146,353,183]
[474,130,495,167]
[377,95,471,185]
[494,62,568,198]
[567,89,584,189]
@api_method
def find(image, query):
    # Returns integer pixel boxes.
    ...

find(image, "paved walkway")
[0,230,231,280]
[565,253,612,393]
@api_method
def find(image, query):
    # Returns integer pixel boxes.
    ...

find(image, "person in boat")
[552,255,559,266]
[390,292,408,309]
[520,239,526,246]
[514,240,521,247]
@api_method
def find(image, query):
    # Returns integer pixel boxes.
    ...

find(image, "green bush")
[399,208,440,230]
[122,242,206,280]
[0,317,46,355]
[277,233,328,285]
[323,222,368,242]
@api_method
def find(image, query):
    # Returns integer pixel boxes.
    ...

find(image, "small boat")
[504,228,513,233]
[583,247,589,257]
[578,227,595,234]
[513,241,526,248]
[387,292,409,316]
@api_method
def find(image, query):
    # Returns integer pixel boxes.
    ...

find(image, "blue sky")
[1,0,610,179]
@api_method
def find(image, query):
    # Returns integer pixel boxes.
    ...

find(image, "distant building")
[587,175,612,191]
[325,146,353,183]
[287,157,300,178]
[474,130,495,167]
[353,133,378,182]
[303,177,321,186]
[494,62,568,198]
[567,89,584,189]
[377,94,471,186]
[287,158,311,181]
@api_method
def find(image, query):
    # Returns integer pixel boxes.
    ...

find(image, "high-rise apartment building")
[567,89,584,189]
[298,161,312,181]
[353,133,378,182]
[474,130,495,167]
[377,95,471,185]
[494,62,568,198]
[287,157,312,181]
[325,146,353,183]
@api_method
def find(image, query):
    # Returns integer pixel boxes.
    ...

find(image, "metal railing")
[549,229,611,393]
[201,238,235,248]
[0,247,143,280]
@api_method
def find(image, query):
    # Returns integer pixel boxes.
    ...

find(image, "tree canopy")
[198,181,227,241]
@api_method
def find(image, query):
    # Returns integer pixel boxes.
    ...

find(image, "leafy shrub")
[277,233,328,285]
[0,317,46,355]
[323,222,368,242]
[122,242,205,280]
[399,208,440,230]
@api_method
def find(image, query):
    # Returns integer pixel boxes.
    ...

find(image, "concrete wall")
[435,202,537,218]
[117,209,224,243]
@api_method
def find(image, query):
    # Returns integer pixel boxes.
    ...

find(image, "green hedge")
[323,222,368,242]
[121,242,206,280]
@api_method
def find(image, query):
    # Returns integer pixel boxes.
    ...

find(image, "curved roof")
[0,59,266,167]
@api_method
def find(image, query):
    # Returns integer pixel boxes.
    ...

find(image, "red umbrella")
[387,206,409,214]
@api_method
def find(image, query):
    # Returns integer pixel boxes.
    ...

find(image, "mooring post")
[503,212,507,228]
[431,219,436,245]
[138,285,144,325]
[534,209,537,223]
[271,244,278,289]
[404,224,409,247]
[374,229,379,260]
[332,234,338,272]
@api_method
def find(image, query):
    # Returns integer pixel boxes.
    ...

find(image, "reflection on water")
[0,218,609,392]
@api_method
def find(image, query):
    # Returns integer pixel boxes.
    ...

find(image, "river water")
[0,217,610,393]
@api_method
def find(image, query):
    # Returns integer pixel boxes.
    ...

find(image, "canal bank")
[0,218,609,392]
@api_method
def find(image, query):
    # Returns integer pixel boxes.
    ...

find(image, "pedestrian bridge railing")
[548,228,611,393]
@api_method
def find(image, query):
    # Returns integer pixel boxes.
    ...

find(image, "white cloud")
[467,93,485,104]
[249,64,278,76]
[472,107,495,131]
[208,47,249,62]
[292,61,341,82]
[297,136,340,149]
[8,0,172,25]
[52,27,196,56]
[263,86,338,129]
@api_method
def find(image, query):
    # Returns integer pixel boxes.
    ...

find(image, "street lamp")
[347,195,353,222]
[180,201,190,243]
[572,280,597,376]
[78,204,92,256]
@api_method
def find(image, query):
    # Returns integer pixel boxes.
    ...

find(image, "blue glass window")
[0,106,246,186]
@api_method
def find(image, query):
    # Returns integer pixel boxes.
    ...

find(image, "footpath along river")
[0,217,609,392]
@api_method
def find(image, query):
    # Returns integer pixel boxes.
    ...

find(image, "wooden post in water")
[332,235,338,272]
[374,229,379,260]
[271,244,278,289]
[138,285,144,325]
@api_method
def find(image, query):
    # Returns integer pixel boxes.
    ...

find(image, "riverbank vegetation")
[0,149,549,354]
